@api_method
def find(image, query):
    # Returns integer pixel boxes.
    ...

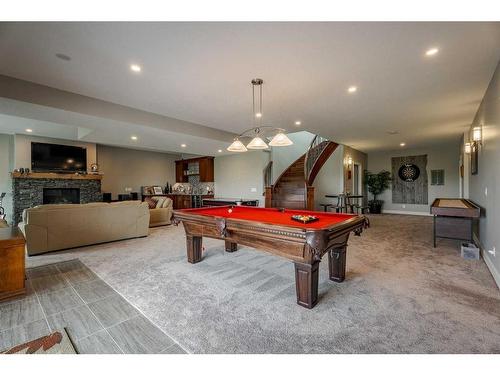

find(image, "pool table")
[172,206,369,309]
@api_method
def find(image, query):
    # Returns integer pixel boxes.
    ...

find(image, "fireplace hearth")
[43,188,80,204]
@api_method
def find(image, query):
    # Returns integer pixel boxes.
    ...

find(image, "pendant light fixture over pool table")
[227,78,293,152]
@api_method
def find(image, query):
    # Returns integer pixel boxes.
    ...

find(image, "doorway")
[353,164,360,195]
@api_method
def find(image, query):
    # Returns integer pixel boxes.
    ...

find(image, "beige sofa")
[19,201,150,256]
[147,197,173,227]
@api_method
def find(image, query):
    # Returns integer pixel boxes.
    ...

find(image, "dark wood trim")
[328,246,347,282]
[306,142,338,186]
[294,261,319,309]
[264,186,273,208]
[186,235,203,263]
[225,240,238,252]
[11,172,102,180]
[306,186,314,210]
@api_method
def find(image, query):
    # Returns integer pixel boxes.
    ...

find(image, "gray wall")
[367,143,460,214]
[14,134,97,171]
[468,61,500,288]
[214,151,271,206]
[0,134,14,223]
[97,145,178,197]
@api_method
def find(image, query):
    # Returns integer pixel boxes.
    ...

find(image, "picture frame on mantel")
[153,186,163,194]
[471,142,478,175]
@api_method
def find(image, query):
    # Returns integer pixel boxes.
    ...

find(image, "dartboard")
[398,163,420,182]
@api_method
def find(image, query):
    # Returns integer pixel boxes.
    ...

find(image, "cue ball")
[228,208,233,213]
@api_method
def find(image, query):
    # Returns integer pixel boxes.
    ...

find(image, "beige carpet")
[26,214,500,353]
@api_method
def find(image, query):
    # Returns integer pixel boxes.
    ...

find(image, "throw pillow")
[155,197,167,208]
[162,197,173,208]
[144,197,156,209]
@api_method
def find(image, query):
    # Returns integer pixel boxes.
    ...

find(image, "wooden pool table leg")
[225,240,238,252]
[186,235,203,263]
[328,246,346,282]
[294,261,319,309]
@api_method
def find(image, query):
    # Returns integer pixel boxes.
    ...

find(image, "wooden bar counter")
[0,227,26,301]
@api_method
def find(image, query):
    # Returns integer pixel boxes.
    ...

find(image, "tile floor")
[0,259,186,354]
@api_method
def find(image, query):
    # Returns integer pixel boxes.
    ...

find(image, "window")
[431,169,445,185]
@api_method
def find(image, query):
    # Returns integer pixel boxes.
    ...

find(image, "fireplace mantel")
[11,172,103,180]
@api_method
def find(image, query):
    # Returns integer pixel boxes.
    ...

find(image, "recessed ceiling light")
[25,128,33,133]
[400,142,406,147]
[387,131,399,135]
[130,64,141,73]
[425,48,439,56]
[55,53,71,61]
[181,144,187,148]
[295,121,301,126]
[131,136,138,141]
[347,86,357,93]
[218,149,222,153]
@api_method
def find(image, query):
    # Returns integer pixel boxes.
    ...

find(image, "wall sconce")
[464,142,471,154]
[346,156,353,179]
[472,126,482,143]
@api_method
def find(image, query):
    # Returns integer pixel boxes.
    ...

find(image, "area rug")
[2,328,77,354]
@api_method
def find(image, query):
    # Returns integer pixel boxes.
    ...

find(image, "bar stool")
[320,203,333,212]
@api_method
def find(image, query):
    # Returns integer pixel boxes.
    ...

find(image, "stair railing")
[304,135,330,185]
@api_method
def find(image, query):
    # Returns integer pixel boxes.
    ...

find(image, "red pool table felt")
[179,206,357,230]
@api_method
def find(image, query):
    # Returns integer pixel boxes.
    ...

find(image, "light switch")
[250,187,257,192]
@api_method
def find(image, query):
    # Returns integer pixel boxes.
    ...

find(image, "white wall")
[367,143,460,214]
[271,131,315,184]
[14,134,97,171]
[0,134,14,223]
[214,151,270,206]
[467,60,500,289]
[97,145,178,197]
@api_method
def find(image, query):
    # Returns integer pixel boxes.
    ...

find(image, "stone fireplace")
[12,173,102,225]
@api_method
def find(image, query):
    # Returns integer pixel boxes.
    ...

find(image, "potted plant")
[364,170,391,214]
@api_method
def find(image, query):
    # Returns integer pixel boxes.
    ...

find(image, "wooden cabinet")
[175,157,214,183]
[175,161,187,183]
[198,157,215,182]
[0,227,26,301]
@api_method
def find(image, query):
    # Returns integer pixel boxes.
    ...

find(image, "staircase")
[267,136,338,210]
[271,155,307,209]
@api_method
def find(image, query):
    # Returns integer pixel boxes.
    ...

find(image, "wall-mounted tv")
[31,142,87,173]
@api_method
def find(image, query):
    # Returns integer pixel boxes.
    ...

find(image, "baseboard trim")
[473,233,500,290]
[381,210,431,216]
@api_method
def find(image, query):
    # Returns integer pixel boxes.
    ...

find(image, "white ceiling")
[0,22,499,153]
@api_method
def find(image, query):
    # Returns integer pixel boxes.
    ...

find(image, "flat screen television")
[31,142,87,173]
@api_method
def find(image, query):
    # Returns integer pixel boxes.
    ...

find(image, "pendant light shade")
[269,131,293,147]
[227,78,294,152]
[227,139,248,152]
[246,136,269,150]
